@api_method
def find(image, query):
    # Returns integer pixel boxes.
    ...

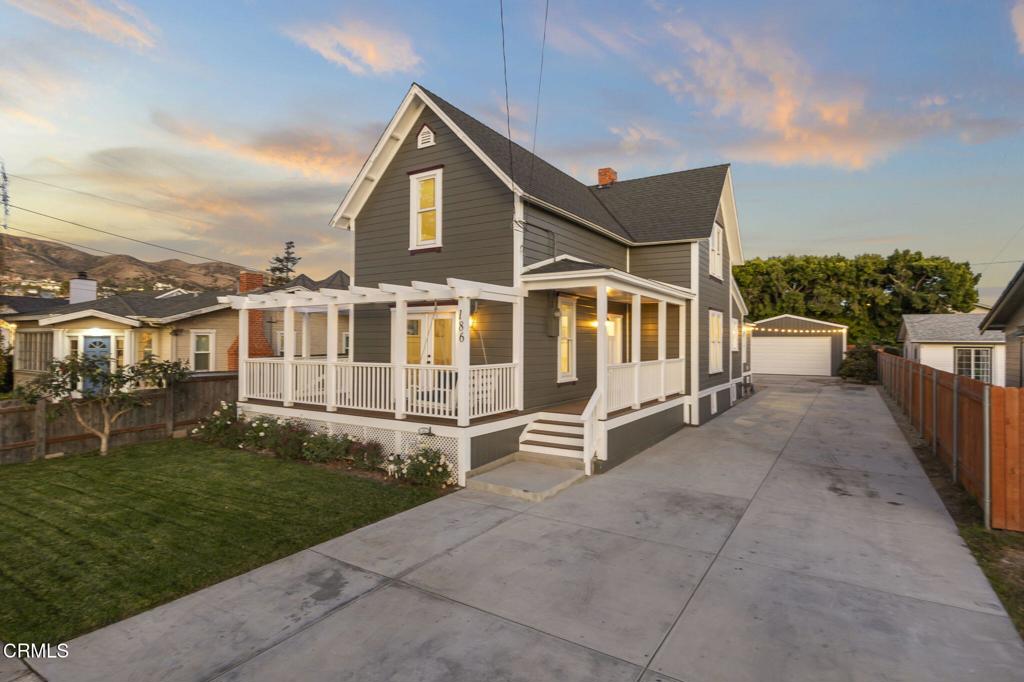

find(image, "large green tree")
[733,251,979,345]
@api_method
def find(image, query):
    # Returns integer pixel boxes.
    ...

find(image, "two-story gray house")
[221,84,751,485]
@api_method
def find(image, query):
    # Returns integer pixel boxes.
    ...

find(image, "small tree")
[269,240,301,285]
[17,354,191,455]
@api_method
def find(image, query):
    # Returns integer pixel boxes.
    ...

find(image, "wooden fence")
[877,351,1023,531]
[0,373,238,465]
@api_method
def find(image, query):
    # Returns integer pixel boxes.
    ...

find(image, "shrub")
[191,401,245,448]
[303,432,350,463]
[388,447,452,488]
[839,346,878,383]
[349,440,385,470]
[265,420,311,460]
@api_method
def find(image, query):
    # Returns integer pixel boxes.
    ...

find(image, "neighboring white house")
[898,313,1005,386]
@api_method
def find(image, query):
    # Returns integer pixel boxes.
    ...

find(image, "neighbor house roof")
[272,269,350,293]
[0,295,67,316]
[981,262,1024,331]
[900,313,1004,343]
[36,290,230,326]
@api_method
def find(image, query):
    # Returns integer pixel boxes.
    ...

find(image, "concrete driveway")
[28,377,1024,681]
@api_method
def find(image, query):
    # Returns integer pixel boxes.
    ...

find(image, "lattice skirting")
[239,405,461,484]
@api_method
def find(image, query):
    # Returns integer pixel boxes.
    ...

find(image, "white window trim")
[409,167,443,251]
[416,124,436,149]
[556,295,577,383]
[954,346,992,383]
[190,329,215,372]
[709,310,724,374]
[709,223,724,280]
[341,331,351,356]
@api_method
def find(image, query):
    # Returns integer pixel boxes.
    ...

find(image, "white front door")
[407,312,455,366]
[607,313,624,364]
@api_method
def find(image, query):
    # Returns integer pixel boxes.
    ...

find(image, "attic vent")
[417,125,436,149]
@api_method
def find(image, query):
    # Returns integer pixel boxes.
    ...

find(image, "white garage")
[751,315,848,376]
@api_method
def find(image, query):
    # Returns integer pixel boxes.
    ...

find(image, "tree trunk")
[99,433,110,456]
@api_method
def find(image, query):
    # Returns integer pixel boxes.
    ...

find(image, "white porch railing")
[605,358,687,413]
[242,359,518,422]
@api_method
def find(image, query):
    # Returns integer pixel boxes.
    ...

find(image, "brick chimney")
[597,167,618,186]
[227,272,273,370]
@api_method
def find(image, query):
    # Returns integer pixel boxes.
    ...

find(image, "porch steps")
[465,457,586,502]
[518,417,585,458]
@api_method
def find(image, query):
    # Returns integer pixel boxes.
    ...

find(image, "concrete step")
[465,458,587,502]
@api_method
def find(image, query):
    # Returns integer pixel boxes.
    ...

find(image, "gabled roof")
[333,84,741,259]
[278,269,350,293]
[981,262,1024,331]
[37,290,230,326]
[0,295,67,316]
[525,258,608,275]
[754,314,848,329]
[900,313,1004,343]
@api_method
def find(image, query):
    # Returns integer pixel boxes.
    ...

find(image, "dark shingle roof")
[526,259,608,275]
[262,269,350,294]
[418,85,728,244]
[901,314,1003,343]
[0,295,68,315]
[39,290,228,322]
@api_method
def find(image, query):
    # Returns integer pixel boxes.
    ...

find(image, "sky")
[2,0,1024,302]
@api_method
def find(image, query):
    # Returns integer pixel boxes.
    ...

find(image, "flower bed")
[192,402,453,488]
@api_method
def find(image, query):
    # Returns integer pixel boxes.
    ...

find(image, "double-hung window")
[730,317,740,352]
[709,223,724,279]
[14,331,53,371]
[191,330,214,372]
[955,347,992,383]
[709,310,724,374]
[557,296,577,382]
[409,168,442,250]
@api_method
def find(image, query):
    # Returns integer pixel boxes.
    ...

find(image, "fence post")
[931,369,938,456]
[918,365,924,434]
[983,384,992,530]
[165,385,175,437]
[33,400,47,460]
[952,375,959,483]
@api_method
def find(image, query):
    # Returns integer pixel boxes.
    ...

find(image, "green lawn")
[0,440,442,644]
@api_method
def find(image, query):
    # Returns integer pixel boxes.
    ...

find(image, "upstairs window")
[417,125,436,148]
[409,168,443,250]
[557,296,577,382]
[709,223,724,279]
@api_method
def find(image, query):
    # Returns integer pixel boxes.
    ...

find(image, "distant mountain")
[0,234,242,291]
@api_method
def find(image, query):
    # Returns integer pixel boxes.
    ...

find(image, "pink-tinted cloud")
[284,19,420,75]
[1013,1,1024,54]
[5,0,157,50]
[152,112,369,182]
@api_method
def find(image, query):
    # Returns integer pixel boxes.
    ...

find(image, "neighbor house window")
[955,347,992,383]
[341,331,351,356]
[138,331,154,360]
[409,168,442,250]
[709,223,724,279]
[709,310,724,374]
[191,330,214,372]
[275,330,302,356]
[557,296,577,382]
[14,331,53,371]
[114,337,125,367]
[730,317,740,352]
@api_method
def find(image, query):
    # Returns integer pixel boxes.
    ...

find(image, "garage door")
[752,336,832,376]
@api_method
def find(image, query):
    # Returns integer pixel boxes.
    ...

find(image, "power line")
[979,223,1024,279]
[7,173,217,226]
[527,0,550,191]
[498,0,516,188]
[5,224,122,257]
[8,203,256,270]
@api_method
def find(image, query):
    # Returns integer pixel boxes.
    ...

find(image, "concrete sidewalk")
[27,378,1024,681]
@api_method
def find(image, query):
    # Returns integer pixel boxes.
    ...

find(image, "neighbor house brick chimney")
[227,271,273,370]
[68,271,97,304]
[597,167,618,186]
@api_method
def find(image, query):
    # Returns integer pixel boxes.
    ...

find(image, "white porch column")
[238,309,249,402]
[325,303,338,412]
[346,304,355,362]
[283,305,295,406]
[456,296,472,426]
[512,297,524,411]
[596,285,609,420]
[631,293,641,410]
[301,313,310,358]
[678,303,686,395]
[394,298,407,420]
[657,300,667,401]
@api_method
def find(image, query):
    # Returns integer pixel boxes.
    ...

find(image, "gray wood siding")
[730,295,744,379]
[523,205,628,269]
[698,235,731,391]
[355,108,514,289]
[1001,307,1024,387]
[629,244,692,287]
[640,303,681,361]
[752,315,846,375]
[602,405,684,471]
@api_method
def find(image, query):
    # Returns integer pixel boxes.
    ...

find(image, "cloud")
[547,17,644,58]
[5,0,157,50]
[610,124,674,155]
[284,20,420,75]
[1014,2,1024,54]
[151,112,370,181]
[0,43,82,133]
